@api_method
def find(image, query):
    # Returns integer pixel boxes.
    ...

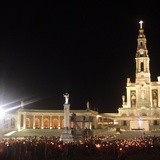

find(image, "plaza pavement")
[3,129,160,139]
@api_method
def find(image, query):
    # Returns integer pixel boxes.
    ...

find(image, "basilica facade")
[2,21,160,136]
[116,21,160,131]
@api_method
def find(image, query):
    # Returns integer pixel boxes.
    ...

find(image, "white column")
[58,115,60,129]
[17,112,21,131]
[41,115,44,129]
[102,117,104,128]
[63,104,70,128]
[89,122,92,130]
[23,113,26,129]
[50,115,52,129]
[33,115,35,129]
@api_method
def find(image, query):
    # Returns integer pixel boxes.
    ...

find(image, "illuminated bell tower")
[124,21,151,109]
[119,20,160,131]
[134,20,151,108]
[130,21,151,108]
[135,20,151,84]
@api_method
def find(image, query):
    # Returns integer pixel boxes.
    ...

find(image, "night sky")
[1,1,160,113]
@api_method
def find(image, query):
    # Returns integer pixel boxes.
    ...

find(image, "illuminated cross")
[139,20,143,29]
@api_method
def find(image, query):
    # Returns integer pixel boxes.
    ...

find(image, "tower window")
[153,120,158,125]
[123,120,127,126]
[141,62,144,71]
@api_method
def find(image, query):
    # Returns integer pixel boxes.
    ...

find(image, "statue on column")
[63,93,69,104]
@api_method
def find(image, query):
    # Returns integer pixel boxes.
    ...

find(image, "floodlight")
[0,108,5,119]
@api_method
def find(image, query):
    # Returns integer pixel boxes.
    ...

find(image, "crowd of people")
[0,134,160,160]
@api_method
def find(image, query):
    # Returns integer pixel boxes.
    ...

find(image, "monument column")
[60,93,73,142]
[63,104,70,128]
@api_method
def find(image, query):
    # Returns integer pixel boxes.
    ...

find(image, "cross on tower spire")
[139,20,143,29]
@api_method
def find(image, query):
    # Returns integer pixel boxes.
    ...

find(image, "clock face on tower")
[139,49,144,55]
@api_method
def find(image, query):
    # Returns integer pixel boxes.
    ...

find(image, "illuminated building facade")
[1,106,99,135]
[116,21,160,131]
[1,21,160,136]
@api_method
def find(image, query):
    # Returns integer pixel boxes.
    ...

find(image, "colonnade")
[19,113,64,130]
